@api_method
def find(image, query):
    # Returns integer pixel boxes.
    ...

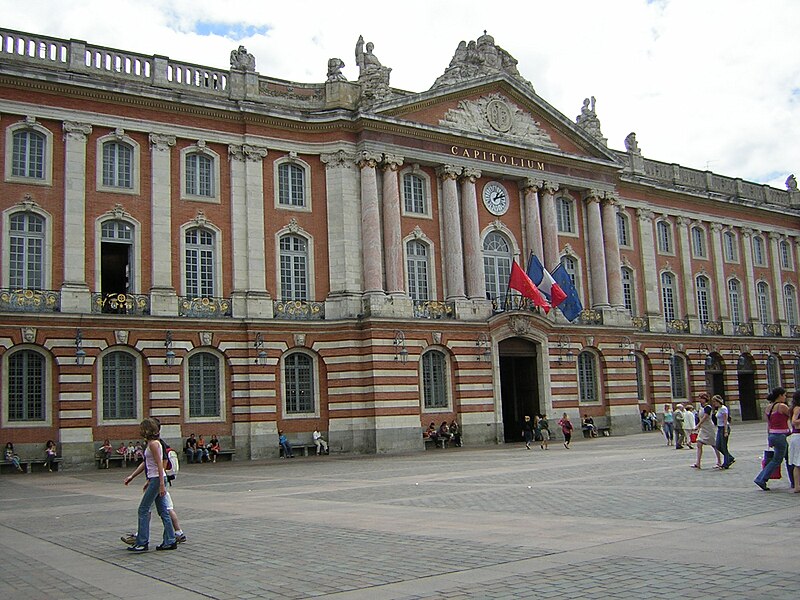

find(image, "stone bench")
[1,458,62,474]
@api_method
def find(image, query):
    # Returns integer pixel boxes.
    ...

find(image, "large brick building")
[1,29,798,466]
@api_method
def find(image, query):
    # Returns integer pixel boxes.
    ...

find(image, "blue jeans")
[716,426,734,467]
[755,433,788,485]
[135,477,175,547]
[662,422,674,443]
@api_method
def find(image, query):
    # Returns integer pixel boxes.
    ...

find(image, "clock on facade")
[482,182,509,215]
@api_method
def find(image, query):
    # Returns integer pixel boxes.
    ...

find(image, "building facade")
[1,29,799,466]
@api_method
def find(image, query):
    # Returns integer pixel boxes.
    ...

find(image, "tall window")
[728,279,743,325]
[7,350,45,421]
[422,350,448,409]
[561,255,578,288]
[12,129,45,179]
[556,197,575,233]
[102,141,133,188]
[634,354,645,402]
[752,235,766,267]
[656,221,672,253]
[102,351,136,420]
[795,357,800,390]
[670,355,687,399]
[9,212,44,289]
[767,354,781,391]
[621,267,634,312]
[279,234,308,301]
[691,226,707,258]
[406,240,430,301]
[661,272,676,321]
[284,353,314,414]
[784,284,798,329]
[578,351,598,403]
[185,228,215,298]
[185,153,214,197]
[616,211,630,247]
[756,281,771,325]
[483,232,512,301]
[780,240,792,269]
[696,275,711,324]
[723,231,738,262]
[278,162,306,207]
[188,353,220,418]
[403,173,426,214]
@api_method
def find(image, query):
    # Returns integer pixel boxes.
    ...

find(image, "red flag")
[509,261,551,313]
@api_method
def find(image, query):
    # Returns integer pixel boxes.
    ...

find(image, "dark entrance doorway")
[498,338,540,442]
[737,353,758,420]
[704,353,725,398]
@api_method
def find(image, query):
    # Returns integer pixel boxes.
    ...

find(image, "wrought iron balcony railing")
[273,299,324,320]
[92,292,150,315]
[665,317,690,334]
[701,320,723,335]
[0,288,60,312]
[412,300,455,319]
[762,323,782,337]
[178,296,232,318]
[733,322,754,336]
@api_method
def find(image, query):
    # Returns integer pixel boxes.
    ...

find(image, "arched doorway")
[498,337,540,442]
[704,353,725,398]
[737,353,759,420]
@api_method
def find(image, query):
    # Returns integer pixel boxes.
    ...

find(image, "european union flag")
[550,264,583,322]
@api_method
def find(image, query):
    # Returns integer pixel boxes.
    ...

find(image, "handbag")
[689,432,698,443]
[762,449,782,480]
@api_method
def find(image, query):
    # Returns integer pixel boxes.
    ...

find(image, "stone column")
[601,195,624,309]
[60,121,93,313]
[359,151,384,295]
[522,178,544,264]
[460,167,484,300]
[709,223,729,320]
[149,133,177,316]
[585,191,609,308]
[676,217,696,319]
[381,154,404,295]
[740,228,758,322]
[540,181,559,269]
[637,209,661,320]
[438,165,465,300]
[769,233,786,324]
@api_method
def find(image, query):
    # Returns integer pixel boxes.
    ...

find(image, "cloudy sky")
[3,0,798,188]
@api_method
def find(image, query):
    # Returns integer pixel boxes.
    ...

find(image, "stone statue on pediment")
[575,96,607,146]
[431,31,530,90]
[326,58,347,82]
[786,174,797,191]
[230,45,255,71]
[624,132,641,154]
[354,35,392,108]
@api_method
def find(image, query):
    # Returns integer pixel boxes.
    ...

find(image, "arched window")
[661,272,676,321]
[656,221,672,253]
[406,239,430,301]
[728,279,743,325]
[634,354,646,402]
[12,129,45,179]
[578,351,598,403]
[756,281,771,325]
[402,173,426,214]
[784,284,798,329]
[100,220,135,302]
[102,351,137,420]
[670,354,687,399]
[7,349,46,421]
[422,350,448,409]
[723,231,738,262]
[616,211,630,247]
[556,197,575,233]
[482,232,512,301]
[102,141,133,188]
[278,162,306,207]
[284,352,314,414]
[279,234,309,301]
[752,235,767,267]
[188,352,220,418]
[780,240,792,269]
[185,152,214,197]
[621,267,634,312]
[185,228,215,298]
[767,354,781,391]
[696,275,711,324]
[9,212,45,289]
[691,226,707,258]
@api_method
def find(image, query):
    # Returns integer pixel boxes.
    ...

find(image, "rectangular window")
[403,174,426,214]
[102,353,136,420]
[670,356,687,399]
[8,351,45,421]
[278,163,306,207]
[188,354,220,418]
[753,237,766,267]
[102,142,132,188]
[285,354,314,413]
[423,352,448,409]
[578,353,597,403]
[12,131,45,179]
[724,232,738,262]
[186,154,214,197]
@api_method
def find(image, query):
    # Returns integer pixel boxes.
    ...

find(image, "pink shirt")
[144,441,163,479]
[767,405,791,434]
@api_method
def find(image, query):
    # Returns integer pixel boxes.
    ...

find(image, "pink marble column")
[359,151,384,294]
[460,167,484,300]
[382,154,404,295]
[522,178,544,265]
[540,181,559,269]
[438,165,466,300]
[585,191,609,308]
[601,195,624,308]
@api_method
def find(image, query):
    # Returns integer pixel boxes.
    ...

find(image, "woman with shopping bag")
[754,387,791,491]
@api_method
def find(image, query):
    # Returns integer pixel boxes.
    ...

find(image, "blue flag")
[550,264,583,322]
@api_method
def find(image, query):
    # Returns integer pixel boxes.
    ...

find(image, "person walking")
[559,413,574,449]
[539,414,551,450]
[522,416,534,450]
[691,402,721,469]
[683,404,696,449]
[754,387,791,491]
[673,404,687,449]
[788,391,800,493]
[662,404,674,446]
[711,395,735,469]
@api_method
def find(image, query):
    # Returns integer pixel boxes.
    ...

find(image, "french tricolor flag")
[526,254,567,308]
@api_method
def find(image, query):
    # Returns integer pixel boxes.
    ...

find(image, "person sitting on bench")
[582,415,598,437]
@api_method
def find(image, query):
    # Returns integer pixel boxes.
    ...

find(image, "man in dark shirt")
[184,433,202,464]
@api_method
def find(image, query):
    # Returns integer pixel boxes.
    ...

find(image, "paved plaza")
[1,422,796,599]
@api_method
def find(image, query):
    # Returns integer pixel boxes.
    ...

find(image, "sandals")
[712,464,723,470]
[690,464,700,469]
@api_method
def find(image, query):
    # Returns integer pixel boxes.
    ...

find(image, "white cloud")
[2,0,798,187]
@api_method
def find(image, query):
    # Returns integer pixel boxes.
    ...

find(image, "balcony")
[273,300,324,320]
[491,295,545,314]
[762,323,782,337]
[178,296,232,318]
[0,288,60,312]
[92,293,149,315]
[665,318,689,334]
[413,300,455,319]
[701,320,723,335]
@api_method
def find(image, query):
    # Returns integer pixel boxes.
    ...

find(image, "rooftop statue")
[326,58,347,82]
[787,174,798,192]
[230,45,255,72]
[575,96,607,146]
[354,35,392,108]
[431,31,529,90]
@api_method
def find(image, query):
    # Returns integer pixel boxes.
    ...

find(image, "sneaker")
[156,542,178,551]
[120,534,136,545]
[126,544,148,552]
[176,533,187,543]
[754,479,770,491]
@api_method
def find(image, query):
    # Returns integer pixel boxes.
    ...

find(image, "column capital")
[357,150,382,169]
[460,167,481,182]
[149,133,176,152]
[320,149,357,169]
[709,222,724,232]
[675,215,689,229]
[228,144,268,162]
[436,164,462,181]
[636,208,654,222]
[62,121,92,143]
[768,231,781,241]
[382,153,404,170]
[541,180,559,195]
[601,194,619,208]
[583,189,603,203]
[740,227,753,238]
[521,177,544,192]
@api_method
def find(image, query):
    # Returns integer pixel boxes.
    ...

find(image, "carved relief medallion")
[200,331,213,346]
[115,330,129,345]
[21,327,36,343]
[486,99,513,132]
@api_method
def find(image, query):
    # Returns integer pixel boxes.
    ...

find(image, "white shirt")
[313,430,323,440]
[716,405,729,427]
[684,410,696,430]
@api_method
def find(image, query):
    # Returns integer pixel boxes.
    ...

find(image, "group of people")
[278,428,329,458]
[521,414,553,450]
[97,439,146,468]
[753,387,800,492]
[424,421,462,447]
[183,433,221,463]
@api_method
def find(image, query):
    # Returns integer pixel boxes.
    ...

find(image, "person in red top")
[754,387,791,491]
[559,413,574,449]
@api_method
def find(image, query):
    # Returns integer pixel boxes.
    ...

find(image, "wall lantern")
[254,333,268,366]
[75,329,86,366]
[394,330,409,363]
[477,332,491,362]
[165,331,176,367]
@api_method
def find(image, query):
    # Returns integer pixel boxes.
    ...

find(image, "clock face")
[482,182,509,216]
